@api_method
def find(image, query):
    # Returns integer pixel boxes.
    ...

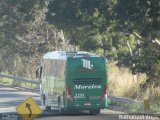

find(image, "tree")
[0,0,60,77]
[115,0,160,85]
[47,0,117,56]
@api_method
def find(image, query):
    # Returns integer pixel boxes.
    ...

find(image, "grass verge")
[108,61,160,117]
[0,77,38,89]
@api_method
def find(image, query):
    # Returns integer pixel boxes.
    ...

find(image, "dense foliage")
[0,0,159,85]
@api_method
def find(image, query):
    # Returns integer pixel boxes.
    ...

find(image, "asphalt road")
[36,109,126,120]
[0,83,159,120]
[0,83,40,113]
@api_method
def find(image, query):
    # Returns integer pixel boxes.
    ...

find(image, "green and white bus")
[37,51,108,114]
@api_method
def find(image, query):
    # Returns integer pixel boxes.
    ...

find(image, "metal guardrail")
[108,95,143,107]
[0,73,40,84]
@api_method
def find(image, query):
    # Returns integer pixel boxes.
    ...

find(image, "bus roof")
[43,51,100,60]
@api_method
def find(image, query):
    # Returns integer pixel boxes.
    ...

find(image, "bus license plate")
[84,103,91,106]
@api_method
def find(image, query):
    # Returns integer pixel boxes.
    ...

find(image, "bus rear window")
[73,78,102,85]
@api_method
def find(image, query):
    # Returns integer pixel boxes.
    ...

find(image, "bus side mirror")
[36,66,42,78]
[36,68,39,78]
[40,66,42,78]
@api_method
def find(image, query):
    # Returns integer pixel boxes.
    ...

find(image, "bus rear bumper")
[66,100,107,110]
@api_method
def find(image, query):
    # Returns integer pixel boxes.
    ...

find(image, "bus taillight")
[67,86,74,100]
[101,85,107,100]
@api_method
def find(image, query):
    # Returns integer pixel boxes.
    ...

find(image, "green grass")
[0,78,14,85]
[151,102,160,116]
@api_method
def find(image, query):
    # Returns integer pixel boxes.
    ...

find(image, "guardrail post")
[12,78,19,86]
